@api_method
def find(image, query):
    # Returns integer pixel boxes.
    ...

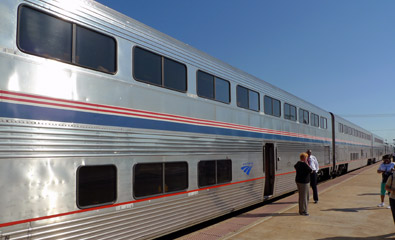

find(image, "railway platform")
[177,162,395,240]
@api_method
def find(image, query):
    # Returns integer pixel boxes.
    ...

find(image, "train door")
[264,143,275,198]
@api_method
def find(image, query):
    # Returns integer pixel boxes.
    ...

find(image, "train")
[0,0,392,239]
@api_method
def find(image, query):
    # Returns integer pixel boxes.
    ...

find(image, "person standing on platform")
[307,150,319,203]
[385,167,395,223]
[377,155,395,208]
[294,152,312,216]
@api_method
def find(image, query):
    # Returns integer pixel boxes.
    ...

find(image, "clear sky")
[96,0,395,145]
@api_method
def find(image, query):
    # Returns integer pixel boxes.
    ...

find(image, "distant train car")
[0,0,388,239]
[331,114,380,174]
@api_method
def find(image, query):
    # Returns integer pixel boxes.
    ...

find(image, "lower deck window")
[77,165,117,208]
[198,159,232,187]
[133,162,188,198]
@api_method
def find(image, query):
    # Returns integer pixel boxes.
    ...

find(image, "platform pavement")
[178,162,395,240]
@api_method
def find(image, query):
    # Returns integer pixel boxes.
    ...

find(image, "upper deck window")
[299,109,309,124]
[18,5,116,74]
[197,70,230,103]
[264,96,281,117]
[311,113,319,127]
[133,47,187,92]
[237,86,259,111]
[284,103,297,121]
[320,117,328,129]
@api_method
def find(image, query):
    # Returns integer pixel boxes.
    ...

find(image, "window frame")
[76,164,117,209]
[196,70,231,104]
[198,159,232,188]
[320,116,328,129]
[133,161,189,199]
[311,113,319,127]
[264,95,281,117]
[284,103,297,121]
[299,108,309,125]
[133,46,187,93]
[236,85,260,112]
[17,4,117,74]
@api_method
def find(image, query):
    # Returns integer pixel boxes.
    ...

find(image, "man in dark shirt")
[295,152,312,216]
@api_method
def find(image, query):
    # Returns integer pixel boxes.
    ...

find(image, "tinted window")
[284,103,297,121]
[165,162,188,193]
[198,160,232,187]
[215,77,230,103]
[272,98,281,117]
[311,113,319,127]
[18,6,117,74]
[18,6,72,62]
[249,91,259,111]
[217,160,232,184]
[264,96,272,115]
[77,165,117,208]
[299,109,309,124]
[264,96,280,117]
[134,47,162,85]
[197,71,214,99]
[198,161,216,187]
[134,162,188,198]
[320,117,327,129]
[134,163,163,198]
[164,57,187,91]
[76,26,116,73]
[237,86,249,109]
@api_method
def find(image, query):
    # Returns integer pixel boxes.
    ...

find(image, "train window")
[133,162,188,198]
[284,103,297,121]
[133,47,187,92]
[77,165,117,208]
[320,117,328,129]
[18,6,72,62]
[264,96,281,117]
[134,163,163,198]
[165,162,188,192]
[197,71,230,103]
[76,26,116,73]
[215,77,231,103]
[197,70,214,99]
[18,6,117,74]
[134,47,162,86]
[299,109,309,124]
[237,86,259,111]
[311,113,319,127]
[217,160,232,184]
[164,58,187,91]
[198,159,232,187]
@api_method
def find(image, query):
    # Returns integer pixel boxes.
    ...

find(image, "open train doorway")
[264,143,275,198]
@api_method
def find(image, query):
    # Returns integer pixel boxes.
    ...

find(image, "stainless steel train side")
[0,0,388,239]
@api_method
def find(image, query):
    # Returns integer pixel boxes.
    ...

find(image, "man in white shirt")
[307,150,319,203]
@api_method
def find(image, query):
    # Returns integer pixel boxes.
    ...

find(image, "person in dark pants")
[294,152,312,216]
[307,150,319,203]
[385,167,395,223]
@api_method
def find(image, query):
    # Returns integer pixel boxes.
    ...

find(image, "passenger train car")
[0,0,390,239]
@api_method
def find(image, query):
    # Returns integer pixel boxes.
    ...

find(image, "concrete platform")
[178,163,395,240]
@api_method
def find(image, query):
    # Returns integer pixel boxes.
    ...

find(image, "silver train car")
[0,0,389,239]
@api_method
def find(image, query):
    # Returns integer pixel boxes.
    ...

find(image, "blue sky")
[96,0,395,144]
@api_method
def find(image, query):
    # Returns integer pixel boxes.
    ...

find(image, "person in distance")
[385,160,395,223]
[294,152,312,216]
[307,150,319,203]
[377,155,395,208]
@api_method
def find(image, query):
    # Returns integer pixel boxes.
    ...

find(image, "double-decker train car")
[0,0,390,239]
[331,114,379,175]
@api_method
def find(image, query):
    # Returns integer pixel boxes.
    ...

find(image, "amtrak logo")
[241,162,253,175]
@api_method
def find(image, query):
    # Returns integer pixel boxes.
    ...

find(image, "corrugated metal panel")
[17,182,263,240]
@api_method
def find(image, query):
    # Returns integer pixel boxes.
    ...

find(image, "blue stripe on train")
[0,101,329,144]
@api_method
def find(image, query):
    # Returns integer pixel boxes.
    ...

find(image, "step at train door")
[264,143,275,198]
